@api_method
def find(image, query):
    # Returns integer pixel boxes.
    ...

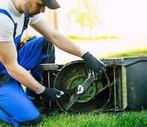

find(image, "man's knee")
[20,115,41,126]
[41,37,55,63]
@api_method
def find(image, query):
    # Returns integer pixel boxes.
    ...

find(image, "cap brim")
[43,0,60,9]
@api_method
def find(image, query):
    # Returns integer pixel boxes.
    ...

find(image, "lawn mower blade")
[63,71,97,110]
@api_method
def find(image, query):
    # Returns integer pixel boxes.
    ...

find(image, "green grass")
[102,48,147,58]
[40,111,147,127]
[1,111,147,127]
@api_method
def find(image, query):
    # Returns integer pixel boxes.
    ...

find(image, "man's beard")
[24,9,38,17]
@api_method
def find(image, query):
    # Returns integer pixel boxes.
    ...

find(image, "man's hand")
[39,87,64,101]
[82,52,106,80]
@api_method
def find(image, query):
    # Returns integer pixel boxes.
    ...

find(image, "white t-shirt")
[0,0,43,42]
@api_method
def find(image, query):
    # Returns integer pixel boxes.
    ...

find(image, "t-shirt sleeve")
[0,14,14,42]
[29,13,43,25]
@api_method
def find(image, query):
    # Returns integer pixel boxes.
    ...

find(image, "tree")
[67,0,101,37]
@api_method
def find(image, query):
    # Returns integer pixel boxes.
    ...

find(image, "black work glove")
[40,87,64,102]
[82,52,106,80]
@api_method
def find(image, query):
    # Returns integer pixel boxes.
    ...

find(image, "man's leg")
[18,37,55,103]
[30,36,55,77]
[0,108,12,125]
[0,80,41,127]
[18,37,55,70]
[0,37,54,126]
[18,37,55,75]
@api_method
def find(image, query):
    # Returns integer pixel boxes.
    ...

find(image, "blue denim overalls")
[0,9,55,127]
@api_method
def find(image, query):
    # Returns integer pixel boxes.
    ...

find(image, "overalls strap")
[0,9,17,38]
[23,13,30,30]
[16,13,30,50]
[0,9,30,80]
[0,9,30,47]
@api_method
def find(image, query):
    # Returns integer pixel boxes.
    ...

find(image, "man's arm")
[31,19,86,57]
[0,41,44,93]
[31,18,106,79]
[0,41,64,101]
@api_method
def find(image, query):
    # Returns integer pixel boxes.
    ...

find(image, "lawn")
[38,111,147,127]
[0,111,147,127]
[1,49,147,127]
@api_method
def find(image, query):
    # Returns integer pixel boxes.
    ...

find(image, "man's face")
[23,0,46,17]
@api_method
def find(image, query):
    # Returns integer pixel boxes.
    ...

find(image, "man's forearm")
[31,19,87,57]
[6,63,44,93]
[48,32,86,57]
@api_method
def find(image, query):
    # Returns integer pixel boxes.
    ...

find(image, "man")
[0,0,106,126]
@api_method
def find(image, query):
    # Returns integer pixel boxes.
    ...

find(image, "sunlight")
[57,0,147,39]
[27,0,147,39]
[100,0,147,38]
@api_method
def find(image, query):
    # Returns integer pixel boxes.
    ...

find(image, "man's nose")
[40,6,45,13]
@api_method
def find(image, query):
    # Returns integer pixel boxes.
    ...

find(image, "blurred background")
[26,0,147,63]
